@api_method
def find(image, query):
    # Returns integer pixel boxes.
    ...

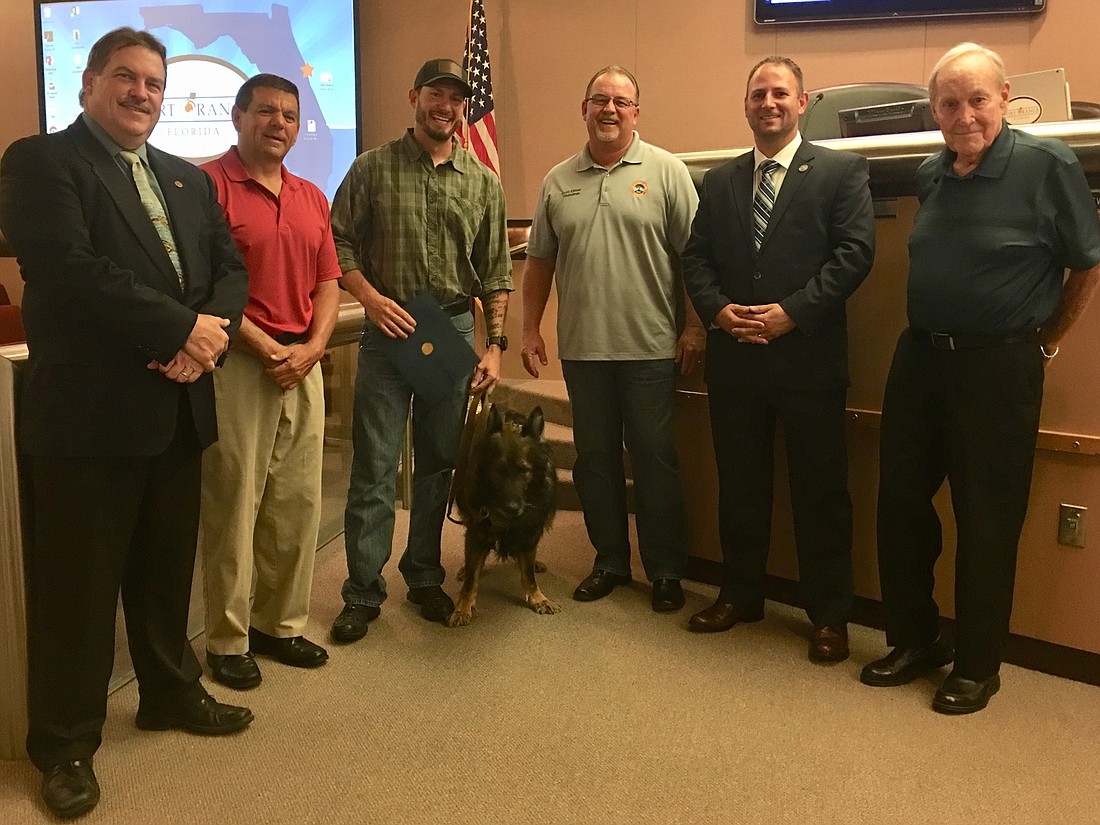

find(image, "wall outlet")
[1058,504,1086,548]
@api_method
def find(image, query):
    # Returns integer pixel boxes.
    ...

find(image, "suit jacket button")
[754,272,762,280]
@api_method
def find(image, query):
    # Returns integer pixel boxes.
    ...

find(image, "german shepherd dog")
[447,404,559,626]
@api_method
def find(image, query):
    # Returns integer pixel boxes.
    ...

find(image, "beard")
[416,104,459,142]
[592,119,621,143]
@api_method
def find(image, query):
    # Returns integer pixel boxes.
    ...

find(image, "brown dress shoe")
[688,600,764,633]
[809,624,850,663]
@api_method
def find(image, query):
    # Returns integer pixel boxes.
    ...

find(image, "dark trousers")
[877,328,1043,680]
[23,399,205,770]
[561,359,686,581]
[707,380,854,627]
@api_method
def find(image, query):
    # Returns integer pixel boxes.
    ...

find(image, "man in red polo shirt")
[199,73,341,690]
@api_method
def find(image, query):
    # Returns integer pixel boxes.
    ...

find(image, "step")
[554,467,582,512]
[493,378,571,428]
[544,420,577,473]
[498,379,632,479]
[554,468,634,514]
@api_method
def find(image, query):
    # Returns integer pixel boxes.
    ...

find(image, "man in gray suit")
[680,56,875,662]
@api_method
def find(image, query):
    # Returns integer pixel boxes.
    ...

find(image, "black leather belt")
[441,298,471,317]
[274,331,309,345]
[912,328,1038,351]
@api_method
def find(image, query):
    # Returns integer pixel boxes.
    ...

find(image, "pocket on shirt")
[446,195,486,243]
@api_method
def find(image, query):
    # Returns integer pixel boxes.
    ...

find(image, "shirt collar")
[219,145,298,191]
[753,132,802,172]
[400,129,468,173]
[940,120,1014,179]
[83,112,150,165]
[576,131,643,172]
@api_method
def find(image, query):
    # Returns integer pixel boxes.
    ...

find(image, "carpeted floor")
[2,510,1099,824]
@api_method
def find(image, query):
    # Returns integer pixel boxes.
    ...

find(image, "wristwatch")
[486,335,509,352]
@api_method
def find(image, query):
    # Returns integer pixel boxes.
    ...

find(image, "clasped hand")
[146,313,230,383]
[717,303,794,344]
[264,342,324,391]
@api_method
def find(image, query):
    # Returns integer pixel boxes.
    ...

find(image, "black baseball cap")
[413,58,472,97]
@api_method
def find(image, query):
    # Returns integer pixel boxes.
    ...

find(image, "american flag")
[459,0,500,176]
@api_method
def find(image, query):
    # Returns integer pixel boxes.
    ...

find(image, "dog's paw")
[527,597,561,615]
[446,610,473,627]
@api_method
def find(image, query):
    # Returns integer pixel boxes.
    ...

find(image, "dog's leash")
[446,388,490,525]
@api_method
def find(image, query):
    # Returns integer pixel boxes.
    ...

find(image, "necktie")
[752,159,779,251]
[118,150,185,290]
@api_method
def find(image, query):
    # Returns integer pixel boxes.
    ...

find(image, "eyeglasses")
[584,95,638,110]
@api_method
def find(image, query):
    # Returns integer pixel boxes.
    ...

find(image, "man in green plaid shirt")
[328,58,512,640]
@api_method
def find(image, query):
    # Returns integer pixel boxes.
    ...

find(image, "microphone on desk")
[801,92,827,137]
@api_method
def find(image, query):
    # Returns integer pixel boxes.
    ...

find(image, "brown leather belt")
[912,328,1038,351]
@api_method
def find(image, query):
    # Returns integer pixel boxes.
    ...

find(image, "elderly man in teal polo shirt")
[863,42,1100,714]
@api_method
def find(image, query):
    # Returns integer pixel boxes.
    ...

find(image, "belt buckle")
[930,332,955,351]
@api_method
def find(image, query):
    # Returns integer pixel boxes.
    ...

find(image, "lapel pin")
[174,180,183,188]
[798,164,809,173]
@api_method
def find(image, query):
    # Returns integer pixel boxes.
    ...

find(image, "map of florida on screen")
[39,1,359,200]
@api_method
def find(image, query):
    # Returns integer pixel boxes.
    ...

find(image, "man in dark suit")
[680,56,875,662]
[0,27,251,817]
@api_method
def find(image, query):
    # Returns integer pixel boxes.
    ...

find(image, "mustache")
[119,97,154,114]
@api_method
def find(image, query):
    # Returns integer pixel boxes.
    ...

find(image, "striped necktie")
[752,159,779,251]
[118,150,185,290]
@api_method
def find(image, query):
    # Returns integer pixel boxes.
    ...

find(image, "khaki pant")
[201,349,325,655]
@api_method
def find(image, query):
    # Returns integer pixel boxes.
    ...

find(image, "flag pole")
[461,0,475,150]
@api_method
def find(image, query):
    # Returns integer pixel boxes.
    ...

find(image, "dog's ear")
[524,406,545,440]
[486,403,504,435]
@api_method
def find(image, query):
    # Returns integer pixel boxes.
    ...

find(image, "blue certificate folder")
[375,293,479,406]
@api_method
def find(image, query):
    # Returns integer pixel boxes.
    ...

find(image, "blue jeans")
[341,312,474,607]
[561,359,686,582]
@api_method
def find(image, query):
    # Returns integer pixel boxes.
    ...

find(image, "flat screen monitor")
[755,0,1045,25]
[34,0,361,200]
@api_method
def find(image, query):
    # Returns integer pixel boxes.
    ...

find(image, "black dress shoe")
[407,585,455,623]
[248,628,329,668]
[135,691,254,735]
[860,637,954,687]
[331,603,381,643]
[688,600,765,633]
[651,578,685,612]
[933,672,1001,714]
[206,651,262,690]
[41,759,99,818]
[572,569,631,602]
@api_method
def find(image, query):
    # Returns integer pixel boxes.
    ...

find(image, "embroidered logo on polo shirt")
[562,188,582,198]
[631,180,648,196]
